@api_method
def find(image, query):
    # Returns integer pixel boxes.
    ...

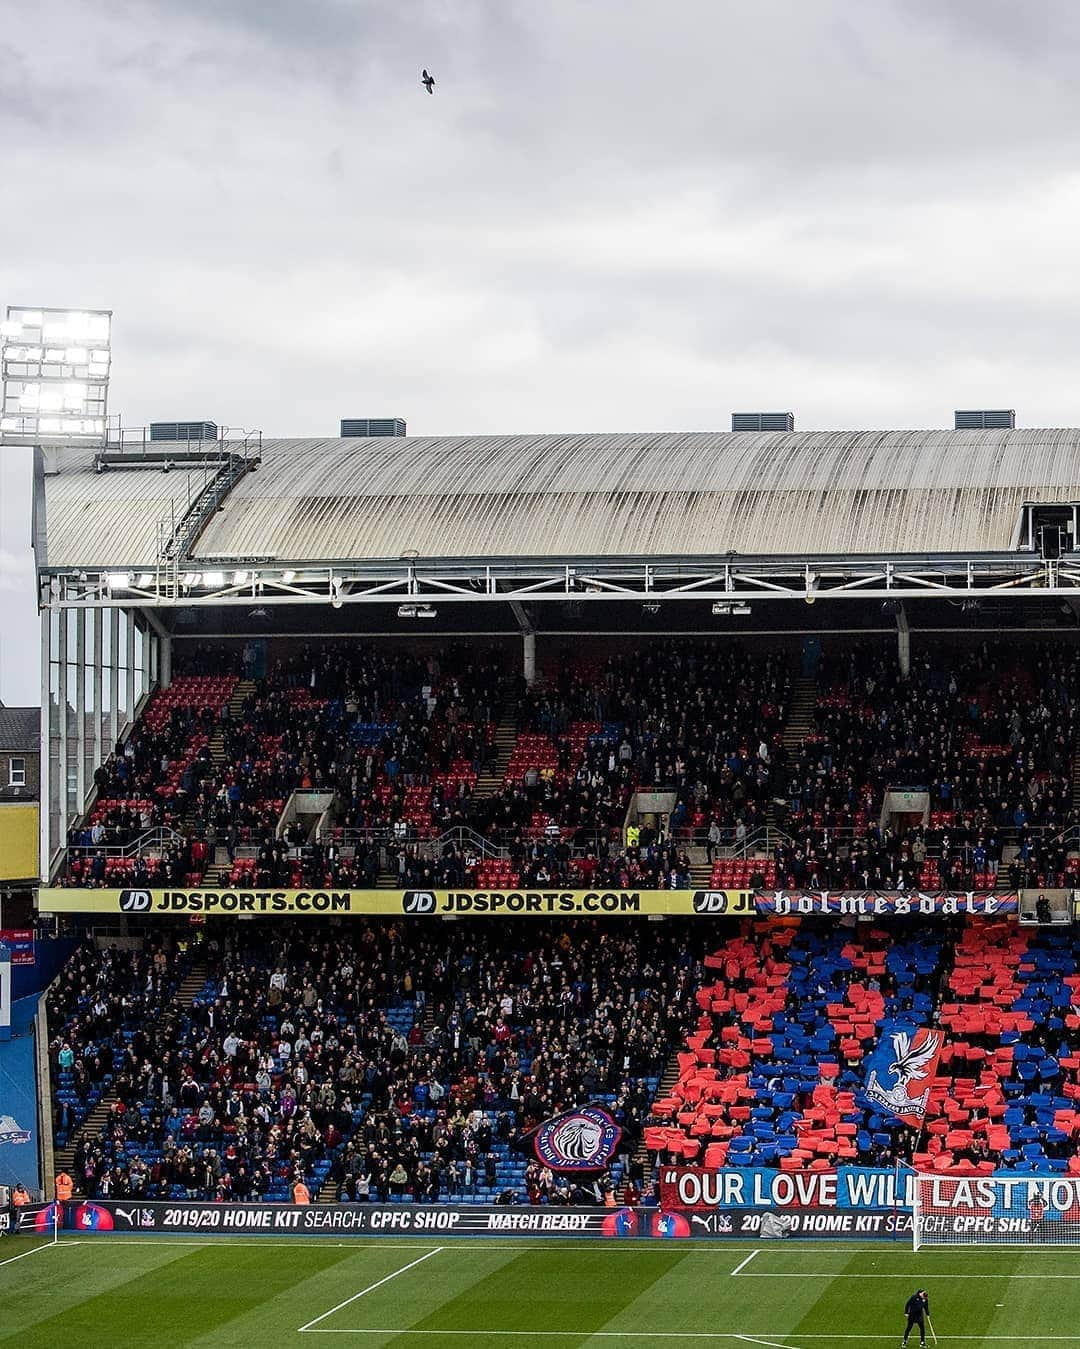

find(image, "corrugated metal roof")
[41,449,227,568]
[40,429,1080,567]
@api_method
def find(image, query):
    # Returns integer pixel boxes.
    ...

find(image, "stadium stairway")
[781,672,818,754]
[472,691,522,799]
[1072,727,1080,818]
[52,958,209,1188]
[635,1047,684,1173]
[764,668,817,833]
[177,678,257,844]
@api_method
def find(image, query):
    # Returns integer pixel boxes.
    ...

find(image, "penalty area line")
[730,1249,760,1276]
[0,1239,79,1270]
[297,1247,443,1333]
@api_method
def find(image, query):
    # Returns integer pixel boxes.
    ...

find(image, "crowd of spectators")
[469,645,790,851]
[59,637,1080,904]
[49,919,702,1204]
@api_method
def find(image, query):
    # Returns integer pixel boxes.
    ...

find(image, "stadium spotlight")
[397,604,418,618]
[281,569,296,585]
[105,571,131,590]
[232,570,249,586]
[180,571,200,589]
[1,306,111,445]
[641,601,661,614]
[416,604,438,619]
[731,602,751,616]
[711,601,731,616]
[135,572,154,588]
[805,571,818,605]
[201,570,226,589]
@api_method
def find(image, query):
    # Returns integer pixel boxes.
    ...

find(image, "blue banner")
[0,1032,40,1193]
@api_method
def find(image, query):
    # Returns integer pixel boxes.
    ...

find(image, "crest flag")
[859,1024,944,1129]
[515,1105,623,1173]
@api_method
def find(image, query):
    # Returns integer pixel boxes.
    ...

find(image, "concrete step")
[471,695,522,801]
[637,1049,684,1167]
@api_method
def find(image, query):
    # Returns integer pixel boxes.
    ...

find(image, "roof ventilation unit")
[340,418,406,437]
[954,409,1015,430]
[731,412,794,432]
[150,421,218,442]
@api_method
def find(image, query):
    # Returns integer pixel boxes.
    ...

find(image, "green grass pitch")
[2,1235,1079,1346]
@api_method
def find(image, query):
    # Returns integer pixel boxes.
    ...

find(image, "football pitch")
[3,1236,1080,1347]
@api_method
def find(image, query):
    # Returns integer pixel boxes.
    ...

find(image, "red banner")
[0,930,34,966]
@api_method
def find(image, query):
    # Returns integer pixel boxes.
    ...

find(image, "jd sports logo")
[401,891,437,914]
[118,889,152,912]
[692,891,729,914]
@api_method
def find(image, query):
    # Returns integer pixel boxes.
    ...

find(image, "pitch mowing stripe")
[298,1249,443,1333]
[280,1331,1080,1339]
[735,1271,1080,1278]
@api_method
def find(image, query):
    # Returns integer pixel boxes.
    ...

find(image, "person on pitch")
[902,1289,929,1347]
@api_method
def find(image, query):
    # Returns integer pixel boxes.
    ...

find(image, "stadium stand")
[645,915,1080,1177]
[50,920,685,1203]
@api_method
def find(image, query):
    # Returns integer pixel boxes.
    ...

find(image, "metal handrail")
[62,826,186,861]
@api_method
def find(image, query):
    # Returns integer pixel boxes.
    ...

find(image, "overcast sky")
[4,0,1080,702]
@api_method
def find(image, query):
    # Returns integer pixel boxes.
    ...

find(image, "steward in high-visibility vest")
[55,1171,74,1202]
[11,1183,30,1207]
[292,1180,311,1205]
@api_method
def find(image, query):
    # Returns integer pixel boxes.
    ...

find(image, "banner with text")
[0,930,35,966]
[659,1164,915,1213]
[754,891,1018,917]
[36,888,753,918]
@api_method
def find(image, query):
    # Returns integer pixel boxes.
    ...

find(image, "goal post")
[913,1173,1080,1250]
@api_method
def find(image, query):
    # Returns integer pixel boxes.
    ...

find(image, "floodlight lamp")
[106,571,132,590]
[181,572,200,588]
[136,573,154,588]
[281,569,296,585]
[397,604,418,618]
[19,311,42,327]
[416,604,437,619]
[232,570,249,586]
[201,570,226,589]
[0,320,22,338]
[712,602,732,616]
[0,418,18,431]
[65,347,88,365]
[45,348,66,363]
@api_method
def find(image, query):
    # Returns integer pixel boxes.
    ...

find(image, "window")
[8,757,26,787]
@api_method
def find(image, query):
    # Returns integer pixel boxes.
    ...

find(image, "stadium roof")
[37,427,1080,570]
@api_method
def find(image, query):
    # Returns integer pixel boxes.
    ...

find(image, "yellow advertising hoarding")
[0,803,39,883]
[37,887,752,918]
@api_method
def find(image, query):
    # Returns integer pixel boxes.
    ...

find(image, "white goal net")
[913,1173,1080,1249]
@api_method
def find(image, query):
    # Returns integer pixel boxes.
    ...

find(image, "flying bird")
[421,69,435,94]
[887,1031,940,1093]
